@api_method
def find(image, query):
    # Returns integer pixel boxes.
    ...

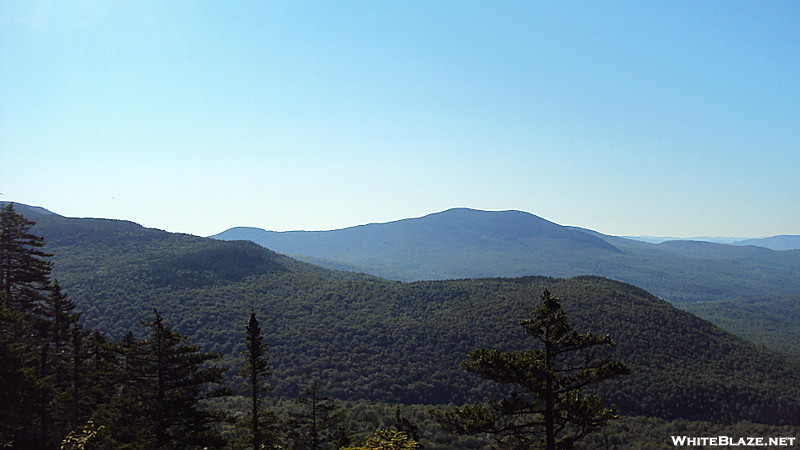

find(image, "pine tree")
[431,289,629,449]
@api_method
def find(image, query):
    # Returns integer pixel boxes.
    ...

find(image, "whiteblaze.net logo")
[671,436,796,447]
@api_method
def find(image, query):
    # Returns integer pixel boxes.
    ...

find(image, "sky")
[2,1,798,238]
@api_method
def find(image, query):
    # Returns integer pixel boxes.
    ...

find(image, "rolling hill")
[10,203,800,426]
[212,208,800,303]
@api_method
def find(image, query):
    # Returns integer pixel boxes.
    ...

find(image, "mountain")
[626,234,800,250]
[624,235,746,245]
[214,208,622,280]
[735,235,800,251]
[10,203,800,426]
[213,208,800,303]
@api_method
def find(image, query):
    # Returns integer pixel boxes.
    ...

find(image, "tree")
[27,280,91,446]
[37,281,81,399]
[81,330,119,423]
[59,420,104,450]
[431,289,629,449]
[66,325,89,431]
[0,204,62,448]
[106,309,230,448]
[342,429,421,450]
[37,281,80,361]
[287,382,342,449]
[0,203,53,315]
[236,311,280,449]
[393,407,422,448]
[0,293,44,448]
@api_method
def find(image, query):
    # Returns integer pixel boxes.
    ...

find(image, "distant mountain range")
[625,234,800,250]
[213,208,800,303]
[735,235,800,251]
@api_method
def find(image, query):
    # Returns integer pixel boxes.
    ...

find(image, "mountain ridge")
[212,207,800,302]
[624,234,800,250]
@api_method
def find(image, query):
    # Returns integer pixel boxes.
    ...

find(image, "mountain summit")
[213,208,622,280]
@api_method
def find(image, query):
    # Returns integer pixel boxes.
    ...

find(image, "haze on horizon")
[2,1,798,238]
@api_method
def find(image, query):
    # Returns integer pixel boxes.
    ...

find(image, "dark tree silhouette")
[432,289,629,449]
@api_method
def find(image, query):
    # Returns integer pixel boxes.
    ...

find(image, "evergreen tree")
[0,293,43,448]
[37,281,80,362]
[0,204,62,448]
[431,289,629,449]
[82,329,119,416]
[27,281,83,445]
[105,309,230,448]
[237,311,280,449]
[66,324,89,431]
[37,281,81,413]
[0,203,53,315]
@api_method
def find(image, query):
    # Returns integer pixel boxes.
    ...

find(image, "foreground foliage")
[343,429,421,449]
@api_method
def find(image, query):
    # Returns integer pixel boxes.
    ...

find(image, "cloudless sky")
[2,1,798,237]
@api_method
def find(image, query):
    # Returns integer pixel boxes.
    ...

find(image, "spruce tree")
[238,311,280,449]
[0,203,53,315]
[38,281,80,359]
[0,203,61,448]
[108,309,230,448]
[0,205,118,448]
[83,329,119,417]
[34,282,82,444]
[67,324,88,431]
[0,292,43,448]
[431,289,629,449]
[36,281,81,398]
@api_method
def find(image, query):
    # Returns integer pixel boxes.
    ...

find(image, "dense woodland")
[2,203,800,448]
[678,295,800,361]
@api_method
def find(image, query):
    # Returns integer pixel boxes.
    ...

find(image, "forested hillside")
[17,205,800,427]
[679,295,800,361]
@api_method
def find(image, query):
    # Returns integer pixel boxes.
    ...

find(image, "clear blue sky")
[2,1,798,237]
